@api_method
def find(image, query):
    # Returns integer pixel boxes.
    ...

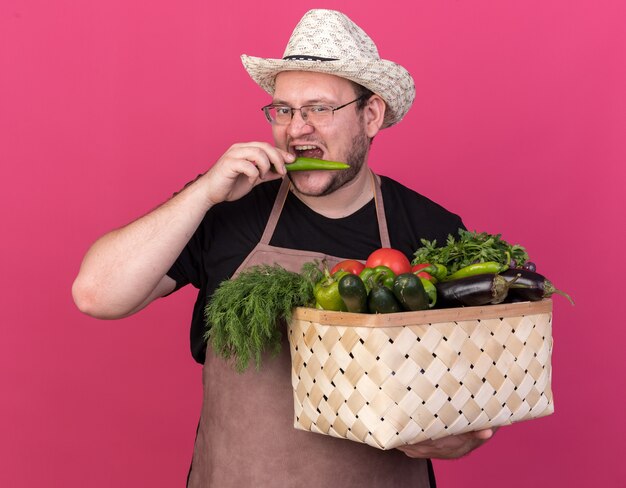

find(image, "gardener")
[73,9,496,487]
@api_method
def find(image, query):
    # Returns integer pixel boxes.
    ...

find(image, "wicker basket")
[288,299,554,450]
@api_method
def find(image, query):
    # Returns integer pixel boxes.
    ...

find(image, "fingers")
[395,428,499,460]
[202,143,294,206]
[472,428,495,440]
[223,142,294,178]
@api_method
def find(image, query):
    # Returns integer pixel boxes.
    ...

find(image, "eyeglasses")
[261,96,366,126]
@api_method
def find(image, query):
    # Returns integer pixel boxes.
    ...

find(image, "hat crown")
[282,9,380,61]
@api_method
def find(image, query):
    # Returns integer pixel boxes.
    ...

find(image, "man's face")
[271,71,371,197]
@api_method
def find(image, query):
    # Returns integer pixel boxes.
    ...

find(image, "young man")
[73,9,495,487]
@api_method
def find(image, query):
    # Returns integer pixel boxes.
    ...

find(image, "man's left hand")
[396,428,498,459]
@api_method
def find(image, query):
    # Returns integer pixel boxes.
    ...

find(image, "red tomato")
[411,263,435,281]
[331,259,365,275]
[365,248,412,275]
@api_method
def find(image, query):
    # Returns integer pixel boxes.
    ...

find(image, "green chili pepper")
[314,270,349,311]
[419,277,438,308]
[286,157,350,171]
[413,263,448,282]
[442,261,509,281]
[426,263,448,281]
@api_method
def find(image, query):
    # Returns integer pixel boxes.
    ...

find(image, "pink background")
[2,1,624,486]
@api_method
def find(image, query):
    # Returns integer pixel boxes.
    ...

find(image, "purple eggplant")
[435,273,515,307]
[501,269,574,304]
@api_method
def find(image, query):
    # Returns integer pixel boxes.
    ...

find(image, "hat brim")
[241,55,415,128]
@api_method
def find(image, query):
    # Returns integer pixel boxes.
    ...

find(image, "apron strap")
[259,171,391,248]
[259,177,291,245]
[372,172,391,248]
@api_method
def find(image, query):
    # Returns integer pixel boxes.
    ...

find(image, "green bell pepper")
[359,265,396,293]
[314,270,349,311]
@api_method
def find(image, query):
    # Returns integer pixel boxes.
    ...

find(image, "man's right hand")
[200,142,294,206]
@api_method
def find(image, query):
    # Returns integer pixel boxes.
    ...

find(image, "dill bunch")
[204,262,322,372]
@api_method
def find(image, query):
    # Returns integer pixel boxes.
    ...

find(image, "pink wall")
[2,1,624,486]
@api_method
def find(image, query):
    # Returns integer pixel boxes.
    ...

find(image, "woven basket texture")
[288,300,554,450]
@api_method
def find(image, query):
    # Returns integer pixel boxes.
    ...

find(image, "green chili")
[416,263,448,281]
[286,157,350,171]
[419,277,438,308]
[442,261,508,281]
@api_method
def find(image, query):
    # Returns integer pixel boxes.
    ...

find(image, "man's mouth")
[293,144,324,160]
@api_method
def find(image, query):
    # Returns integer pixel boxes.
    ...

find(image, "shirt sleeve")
[166,216,208,291]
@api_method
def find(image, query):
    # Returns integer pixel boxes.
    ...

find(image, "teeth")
[294,145,318,151]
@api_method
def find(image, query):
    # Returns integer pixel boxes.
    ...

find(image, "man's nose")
[286,110,314,136]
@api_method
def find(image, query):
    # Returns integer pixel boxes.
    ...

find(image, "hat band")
[282,55,338,61]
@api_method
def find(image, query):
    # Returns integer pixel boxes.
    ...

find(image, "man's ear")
[364,95,386,138]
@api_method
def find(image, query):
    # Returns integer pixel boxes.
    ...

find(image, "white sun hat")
[241,9,415,128]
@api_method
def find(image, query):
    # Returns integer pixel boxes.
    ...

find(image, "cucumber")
[393,273,429,311]
[338,274,368,313]
[368,283,402,314]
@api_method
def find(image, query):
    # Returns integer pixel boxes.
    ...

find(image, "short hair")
[351,82,375,110]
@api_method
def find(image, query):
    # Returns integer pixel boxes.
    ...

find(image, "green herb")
[412,229,529,274]
[204,262,323,372]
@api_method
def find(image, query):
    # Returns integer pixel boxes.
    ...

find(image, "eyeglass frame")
[261,96,367,125]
